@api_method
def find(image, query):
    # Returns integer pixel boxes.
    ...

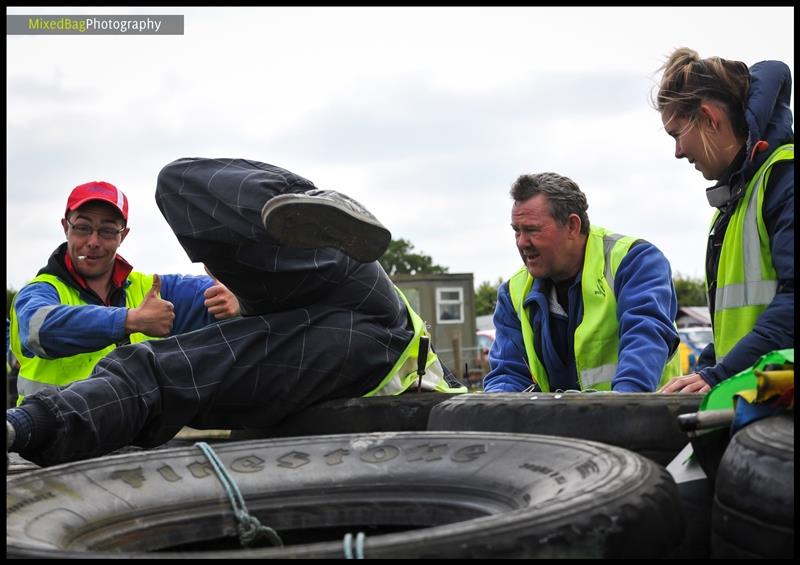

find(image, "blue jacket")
[484,242,679,393]
[697,60,794,386]
[13,244,222,360]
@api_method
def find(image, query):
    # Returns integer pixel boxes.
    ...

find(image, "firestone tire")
[711,413,794,558]
[7,431,684,559]
[427,392,704,465]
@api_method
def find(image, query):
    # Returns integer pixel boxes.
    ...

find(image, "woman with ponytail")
[654,48,794,393]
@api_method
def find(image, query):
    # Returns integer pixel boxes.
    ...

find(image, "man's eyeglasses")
[66,219,125,240]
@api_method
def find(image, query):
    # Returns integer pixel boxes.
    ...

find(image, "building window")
[437,287,463,324]
[403,288,421,315]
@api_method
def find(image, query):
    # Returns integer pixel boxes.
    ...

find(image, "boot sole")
[261,195,391,262]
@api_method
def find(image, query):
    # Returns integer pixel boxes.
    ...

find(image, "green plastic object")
[700,349,794,411]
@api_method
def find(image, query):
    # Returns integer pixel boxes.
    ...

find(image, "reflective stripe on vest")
[509,226,680,391]
[10,272,157,399]
[711,144,793,359]
[366,286,467,395]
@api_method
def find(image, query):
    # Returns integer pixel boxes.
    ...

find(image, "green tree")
[475,277,503,316]
[379,238,449,276]
[673,274,707,307]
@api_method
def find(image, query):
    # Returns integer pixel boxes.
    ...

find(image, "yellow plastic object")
[700,349,793,411]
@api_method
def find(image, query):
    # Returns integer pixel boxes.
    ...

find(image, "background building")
[392,273,477,384]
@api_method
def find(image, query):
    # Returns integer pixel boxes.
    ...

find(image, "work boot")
[261,190,392,263]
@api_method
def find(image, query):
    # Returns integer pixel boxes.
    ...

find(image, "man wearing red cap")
[8,181,241,404]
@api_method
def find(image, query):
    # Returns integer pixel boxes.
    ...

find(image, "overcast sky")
[6,6,795,292]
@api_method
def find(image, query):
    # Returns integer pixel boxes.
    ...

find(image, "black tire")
[427,392,704,465]
[711,413,794,558]
[671,478,713,559]
[230,393,461,440]
[7,431,683,558]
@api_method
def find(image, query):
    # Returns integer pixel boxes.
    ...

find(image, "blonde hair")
[653,47,750,161]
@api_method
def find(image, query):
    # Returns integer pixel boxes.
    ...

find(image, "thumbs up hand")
[125,274,176,337]
[203,267,241,320]
[148,272,161,298]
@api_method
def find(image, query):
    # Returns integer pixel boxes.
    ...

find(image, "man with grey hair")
[483,172,682,393]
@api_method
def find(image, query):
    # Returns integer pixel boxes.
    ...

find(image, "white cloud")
[6,6,794,291]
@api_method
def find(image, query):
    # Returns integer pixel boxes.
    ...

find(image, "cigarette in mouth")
[77,256,87,260]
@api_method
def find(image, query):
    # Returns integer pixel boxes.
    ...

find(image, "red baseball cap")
[66,181,128,220]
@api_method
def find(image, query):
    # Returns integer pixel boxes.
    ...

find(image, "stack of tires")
[710,413,794,558]
[6,429,684,558]
[9,392,791,558]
